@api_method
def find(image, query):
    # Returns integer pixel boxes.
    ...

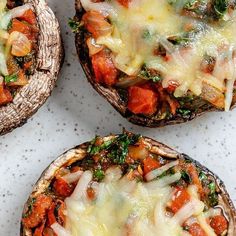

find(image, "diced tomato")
[33,221,45,236]
[169,187,190,213]
[82,11,112,38]
[91,49,118,86]
[127,85,158,115]
[43,227,55,236]
[57,201,66,225]
[166,80,179,93]
[188,222,207,236]
[18,9,37,25]
[87,187,96,200]
[210,215,228,235]
[47,202,56,226]
[23,61,33,70]
[117,0,132,7]
[53,177,73,197]
[47,200,66,227]
[186,164,203,196]
[143,156,161,175]
[10,19,37,41]
[0,83,13,105]
[22,195,53,228]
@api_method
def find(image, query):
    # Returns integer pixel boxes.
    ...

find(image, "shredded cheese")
[63,170,209,236]
[86,0,236,109]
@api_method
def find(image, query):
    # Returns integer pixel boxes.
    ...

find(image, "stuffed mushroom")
[73,0,236,127]
[21,132,236,235]
[0,0,63,135]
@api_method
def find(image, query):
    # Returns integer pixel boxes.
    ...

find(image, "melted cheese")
[87,0,236,110]
[63,170,209,236]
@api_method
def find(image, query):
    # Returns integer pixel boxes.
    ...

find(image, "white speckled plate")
[0,0,236,235]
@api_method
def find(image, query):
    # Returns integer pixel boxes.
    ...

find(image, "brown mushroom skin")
[20,133,236,236]
[74,0,236,127]
[0,0,64,135]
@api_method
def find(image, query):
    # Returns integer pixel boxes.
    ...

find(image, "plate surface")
[0,0,236,235]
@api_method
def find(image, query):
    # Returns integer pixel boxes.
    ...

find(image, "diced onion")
[61,170,83,184]
[173,199,205,225]
[86,37,103,56]
[145,160,179,182]
[104,166,122,182]
[80,0,117,17]
[70,170,92,200]
[51,223,71,236]
[204,208,222,218]
[6,31,31,57]
[225,78,235,111]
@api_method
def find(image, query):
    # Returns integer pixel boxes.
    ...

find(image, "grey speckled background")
[0,0,236,235]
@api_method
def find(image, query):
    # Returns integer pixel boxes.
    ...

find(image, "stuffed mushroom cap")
[21,132,236,235]
[74,0,236,127]
[0,0,63,135]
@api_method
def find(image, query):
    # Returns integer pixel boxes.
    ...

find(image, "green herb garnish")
[4,74,18,83]
[139,65,162,82]
[177,108,192,117]
[214,0,227,17]
[88,133,140,164]
[94,169,105,181]
[68,18,82,33]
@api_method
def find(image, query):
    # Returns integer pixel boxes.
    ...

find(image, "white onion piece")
[0,4,32,30]
[80,0,117,17]
[70,170,92,200]
[145,160,179,181]
[204,208,221,218]
[61,170,83,183]
[225,78,235,111]
[146,172,181,189]
[51,223,71,236]
[104,166,122,182]
[173,199,205,225]
[0,46,8,75]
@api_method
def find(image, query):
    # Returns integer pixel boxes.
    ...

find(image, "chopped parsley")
[139,65,162,82]
[4,74,18,83]
[94,169,105,181]
[88,133,141,164]
[68,18,82,33]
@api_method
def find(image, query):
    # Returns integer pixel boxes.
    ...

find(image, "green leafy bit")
[214,0,228,17]
[94,169,105,181]
[142,29,152,40]
[107,133,141,164]
[88,133,141,164]
[177,108,192,117]
[4,73,18,83]
[181,170,191,183]
[87,137,113,155]
[23,198,36,218]
[139,65,162,82]
[68,18,82,33]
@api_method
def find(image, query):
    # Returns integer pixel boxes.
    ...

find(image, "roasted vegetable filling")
[0,0,38,106]
[22,132,229,236]
[74,0,236,119]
